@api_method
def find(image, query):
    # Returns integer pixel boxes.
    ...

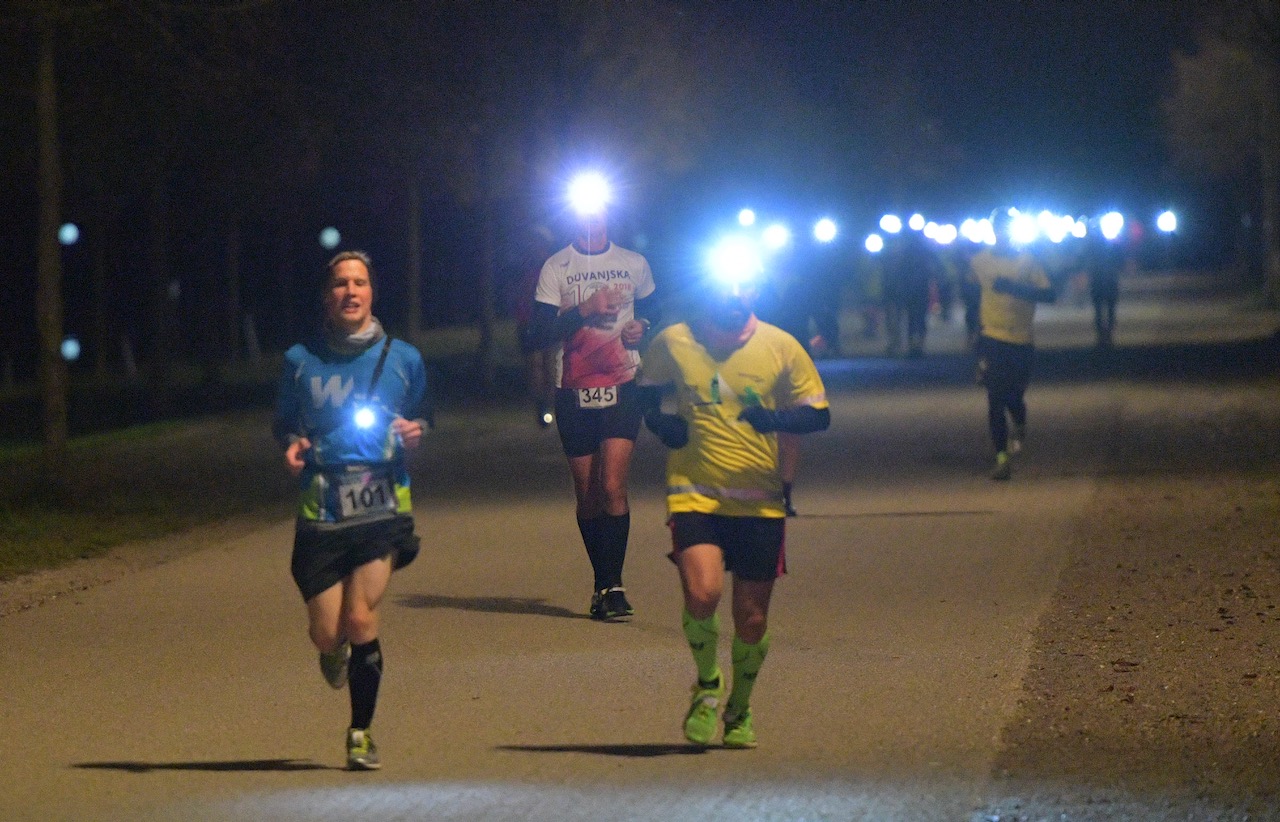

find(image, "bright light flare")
[908,213,925,231]
[1100,211,1125,241]
[319,227,341,249]
[568,172,611,216]
[738,208,756,227]
[707,235,763,293]
[1157,210,1178,233]
[1008,212,1039,246]
[813,218,838,243]
[864,233,884,253]
[879,214,903,234]
[762,223,791,250]
[58,223,80,246]
[354,407,377,429]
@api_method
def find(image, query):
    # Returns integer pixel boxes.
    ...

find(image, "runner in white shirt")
[529,199,659,620]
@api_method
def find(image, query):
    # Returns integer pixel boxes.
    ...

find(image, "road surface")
[2,273,1278,821]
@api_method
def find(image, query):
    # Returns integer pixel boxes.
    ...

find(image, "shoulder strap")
[368,335,393,397]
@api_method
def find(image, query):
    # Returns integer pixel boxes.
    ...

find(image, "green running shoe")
[991,451,1011,481]
[722,708,757,749]
[319,641,351,689]
[346,727,381,771]
[683,675,724,745]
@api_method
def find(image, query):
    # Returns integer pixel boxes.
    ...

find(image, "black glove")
[644,412,689,449]
[738,405,779,433]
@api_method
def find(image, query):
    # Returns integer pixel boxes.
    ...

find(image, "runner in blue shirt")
[272,250,431,770]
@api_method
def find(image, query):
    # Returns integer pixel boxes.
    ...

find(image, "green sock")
[727,632,770,714]
[681,609,721,685]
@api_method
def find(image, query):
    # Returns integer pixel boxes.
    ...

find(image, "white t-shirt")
[534,241,656,389]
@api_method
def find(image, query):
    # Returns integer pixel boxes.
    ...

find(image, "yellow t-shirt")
[970,249,1051,345]
[639,320,828,518]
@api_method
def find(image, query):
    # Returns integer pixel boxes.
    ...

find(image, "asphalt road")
[2,273,1277,821]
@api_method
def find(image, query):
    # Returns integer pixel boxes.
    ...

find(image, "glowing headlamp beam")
[354,406,377,429]
[567,173,611,217]
[707,236,763,294]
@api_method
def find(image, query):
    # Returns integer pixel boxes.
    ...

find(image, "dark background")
[0,1,1256,386]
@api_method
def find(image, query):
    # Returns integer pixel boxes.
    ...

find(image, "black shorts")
[291,514,419,602]
[976,335,1034,396]
[668,512,787,582]
[554,380,643,458]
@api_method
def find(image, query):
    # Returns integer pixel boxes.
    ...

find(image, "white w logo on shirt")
[310,375,354,409]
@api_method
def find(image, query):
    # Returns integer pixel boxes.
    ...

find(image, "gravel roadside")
[987,384,1280,819]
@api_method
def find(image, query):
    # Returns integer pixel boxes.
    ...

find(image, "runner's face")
[576,212,608,251]
[325,259,374,333]
[705,284,757,332]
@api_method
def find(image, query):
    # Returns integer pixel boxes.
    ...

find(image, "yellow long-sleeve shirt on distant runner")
[970,249,1051,345]
[639,320,828,518]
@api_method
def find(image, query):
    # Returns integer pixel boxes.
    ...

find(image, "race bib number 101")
[576,386,618,409]
[337,472,397,520]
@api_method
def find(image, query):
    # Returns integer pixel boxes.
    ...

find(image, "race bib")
[336,469,397,520]
[576,385,618,409]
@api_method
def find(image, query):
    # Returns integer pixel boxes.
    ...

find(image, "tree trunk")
[35,2,68,473]
[478,197,497,389]
[146,179,176,417]
[475,134,497,389]
[89,203,110,378]
[406,176,423,341]
[1262,78,1280,306]
[225,220,242,361]
[275,230,296,347]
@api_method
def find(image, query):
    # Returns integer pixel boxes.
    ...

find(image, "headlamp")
[353,406,377,429]
[706,235,763,295]
[568,172,611,217]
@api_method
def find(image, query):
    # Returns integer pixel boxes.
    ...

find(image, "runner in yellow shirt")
[968,237,1056,480]
[638,265,829,748]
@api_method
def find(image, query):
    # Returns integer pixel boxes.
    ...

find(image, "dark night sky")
[728,1,1194,217]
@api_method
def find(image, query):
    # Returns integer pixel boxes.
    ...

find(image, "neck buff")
[695,314,758,355]
[325,316,386,356]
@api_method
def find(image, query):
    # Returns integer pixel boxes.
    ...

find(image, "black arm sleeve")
[637,382,688,448]
[529,301,586,349]
[998,280,1057,304]
[771,405,831,434]
[634,292,661,328]
[635,383,664,415]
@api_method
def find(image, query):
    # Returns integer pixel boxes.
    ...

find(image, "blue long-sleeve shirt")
[272,336,430,525]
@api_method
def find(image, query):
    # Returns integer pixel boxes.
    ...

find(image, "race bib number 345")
[577,386,618,409]
[337,471,397,520]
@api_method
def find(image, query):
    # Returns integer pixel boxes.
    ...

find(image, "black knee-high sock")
[577,515,607,590]
[349,639,383,730]
[596,512,630,590]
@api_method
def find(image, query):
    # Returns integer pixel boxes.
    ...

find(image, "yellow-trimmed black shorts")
[291,514,419,602]
[667,512,787,581]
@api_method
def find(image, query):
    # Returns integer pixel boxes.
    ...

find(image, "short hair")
[325,250,375,292]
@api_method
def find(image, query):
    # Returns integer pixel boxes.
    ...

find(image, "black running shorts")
[976,335,1034,397]
[291,514,419,602]
[667,512,787,581]
[554,379,643,458]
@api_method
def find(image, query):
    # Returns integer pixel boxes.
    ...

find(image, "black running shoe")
[590,586,634,620]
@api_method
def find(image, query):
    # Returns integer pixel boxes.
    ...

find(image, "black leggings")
[978,336,1033,452]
